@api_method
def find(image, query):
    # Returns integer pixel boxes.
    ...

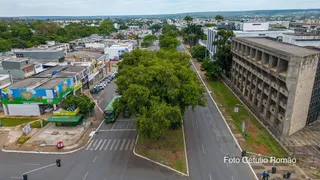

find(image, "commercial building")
[0,58,36,79]
[230,37,320,136]
[104,43,133,61]
[13,49,65,63]
[1,76,74,116]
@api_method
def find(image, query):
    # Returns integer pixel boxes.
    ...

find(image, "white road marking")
[93,156,97,163]
[201,144,205,154]
[130,139,136,150]
[109,140,116,150]
[125,139,131,150]
[114,139,121,150]
[196,121,199,129]
[231,176,234,180]
[99,139,107,150]
[209,174,212,180]
[125,121,130,129]
[83,172,89,180]
[220,148,223,154]
[86,140,94,150]
[21,163,40,166]
[111,122,117,130]
[104,139,112,150]
[98,129,136,132]
[94,139,103,150]
[209,120,212,125]
[90,139,98,150]
[120,139,126,150]
[226,163,229,168]
[216,136,218,142]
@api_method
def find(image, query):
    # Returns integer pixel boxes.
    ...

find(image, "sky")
[0,0,319,16]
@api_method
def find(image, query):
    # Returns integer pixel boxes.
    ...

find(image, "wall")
[242,22,270,31]
[282,34,320,47]
[286,55,319,135]
[14,50,65,59]
[0,78,74,105]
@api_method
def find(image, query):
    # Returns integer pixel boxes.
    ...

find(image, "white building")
[128,26,139,31]
[114,23,119,29]
[235,22,269,31]
[104,43,134,61]
[85,42,106,49]
[0,74,12,89]
[206,28,294,59]
[282,33,320,48]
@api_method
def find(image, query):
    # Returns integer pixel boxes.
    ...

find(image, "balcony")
[257,94,261,100]
[258,84,262,90]
[280,99,287,109]
[280,87,288,97]
[269,105,276,115]
[263,77,270,84]
[278,113,285,122]
[263,99,268,106]
[264,88,269,95]
[271,82,279,90]
[251,90,255,95]
[247,85,250,91]
[271,94,277,101]
[248,75,252,81]
[258,73,264,79]
[253,80,257,85]
[244,73,247,78]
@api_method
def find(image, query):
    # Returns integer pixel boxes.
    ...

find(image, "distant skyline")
[1,0,320,16]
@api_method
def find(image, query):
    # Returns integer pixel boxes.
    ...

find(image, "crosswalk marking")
[86,139,136,151]
[95,139,103,150]
[109,140,116,150]
[120,139,126,150]
[130,139,135,150]
[86,140,94,150]
[104,139,111,150]
[125,139,131,150]
[90,139,98,150]
[99,139,107,150]
[114,140,121,150]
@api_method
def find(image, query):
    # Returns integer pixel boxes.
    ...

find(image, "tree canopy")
[61,94,95,115]
[201,58,222,79]
[213,29,234,75]
[181,24,204,48]
[149,24,162,34]
[191,45,209,62]
[215,15,224,21]
[141,34,157,47]
[114,49,206,139]
[159,24,180,50]
[183,15,193,24]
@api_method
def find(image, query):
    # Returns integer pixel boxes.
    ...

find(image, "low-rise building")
[104,43,134,61]
[0,58,35,79]
[13,49,65,62]
[282,33,320,48]
[230,37,320,136]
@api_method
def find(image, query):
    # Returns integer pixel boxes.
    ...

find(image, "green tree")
[34,22,59,36]
[184,15,193,24]
[191,45,209,62]
[149,24,162,34]
[215,15,224,21]
[10,38,27,48]
[99,20,115,36]
[61,94,95,115]
[114,49,206,139]
[0,38,11,52]
[159,35,180,50]
[213,29,234,75]
[19,28,33,41]
[181,24,204,48]
[204,23,216,27]
[0,22,8,32]
[201,58,221,79]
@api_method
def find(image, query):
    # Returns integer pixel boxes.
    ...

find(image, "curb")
[189,59,259,180]
[133,135,188,177]
[181,119,190,176]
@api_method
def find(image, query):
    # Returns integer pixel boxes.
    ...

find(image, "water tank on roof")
[52,70,58,75]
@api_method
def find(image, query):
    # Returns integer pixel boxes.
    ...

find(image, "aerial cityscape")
[0,1,320,180]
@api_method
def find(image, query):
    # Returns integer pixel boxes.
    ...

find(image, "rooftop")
[38,77,68,88]
[2,58,29,63]
[66,51,104,60]
[13,49,62,53]
[8,78,48,88]
[33,66,68,78]
[233,37,320,57]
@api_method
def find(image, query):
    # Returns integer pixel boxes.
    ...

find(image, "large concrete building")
[230,37,320,136]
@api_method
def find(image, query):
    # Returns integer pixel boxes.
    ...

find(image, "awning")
[46,115,83,123]
[88,71,99,81]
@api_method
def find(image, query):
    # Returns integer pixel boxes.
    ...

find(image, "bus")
[103,95,121,122]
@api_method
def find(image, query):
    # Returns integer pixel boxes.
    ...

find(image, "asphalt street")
[0,81,185,180]
[177,43,256,180]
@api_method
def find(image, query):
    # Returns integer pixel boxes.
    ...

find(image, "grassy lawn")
[135,128,187,174]
[30,120,48,128]
[0,117,39,127]
[207,80,288,157]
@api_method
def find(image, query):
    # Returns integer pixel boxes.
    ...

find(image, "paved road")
[0,81,185,180]
[177,43,256,180]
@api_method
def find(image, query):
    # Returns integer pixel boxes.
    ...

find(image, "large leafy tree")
[213,30,234,75]
[215,15,224,21]
[181,24,204,48]
[201,58,222,79]
[114,49,206,139]
[0,38,11,52]
[159,35,180,50]
[149,24,162,34]
[184,15,193,24]
[99,20,115,36]
[191,45,209,62]
[61,94,95,115]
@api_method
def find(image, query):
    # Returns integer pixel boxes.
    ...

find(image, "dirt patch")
[252,143,271,155]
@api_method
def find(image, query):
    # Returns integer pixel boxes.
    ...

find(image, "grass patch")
[17,135,30,144]
[30,120,48,128]
[207,80,288,157]
[135,128,187,174]
[0,117,39,127]
[312,173,320,178]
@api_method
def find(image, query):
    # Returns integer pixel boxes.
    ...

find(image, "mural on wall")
[0,78,74,104]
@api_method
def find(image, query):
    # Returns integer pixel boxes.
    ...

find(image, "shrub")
[17,135,30,144]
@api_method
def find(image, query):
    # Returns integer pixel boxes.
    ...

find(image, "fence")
[220,75,320,172]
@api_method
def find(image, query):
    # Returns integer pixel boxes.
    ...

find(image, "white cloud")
[0,0,319,16]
